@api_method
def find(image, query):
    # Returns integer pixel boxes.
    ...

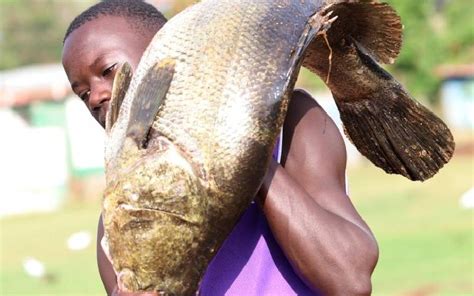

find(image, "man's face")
[62,16,157,128]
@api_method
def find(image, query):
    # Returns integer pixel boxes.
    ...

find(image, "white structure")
[0,64,105,217]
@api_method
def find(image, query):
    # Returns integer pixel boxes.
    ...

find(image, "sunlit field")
[1,140,472,296]
[351,146,473,295]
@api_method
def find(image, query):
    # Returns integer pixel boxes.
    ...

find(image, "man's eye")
[102,63,117,77]
[79,90,90,101]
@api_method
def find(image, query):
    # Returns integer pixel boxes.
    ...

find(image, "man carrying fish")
[62,0,452,295]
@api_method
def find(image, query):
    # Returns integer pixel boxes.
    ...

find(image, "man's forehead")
[63,17,137,60]
[72,16,133,39]
[62,14,157,79]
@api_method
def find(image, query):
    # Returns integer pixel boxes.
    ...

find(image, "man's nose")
[89,81,111,111]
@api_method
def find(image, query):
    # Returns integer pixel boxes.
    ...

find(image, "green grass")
[0,201,103,296]
[350,153,473,295]
[1,154,472,295]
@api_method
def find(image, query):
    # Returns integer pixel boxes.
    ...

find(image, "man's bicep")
[97,214,117,295]
[284,92,371,234]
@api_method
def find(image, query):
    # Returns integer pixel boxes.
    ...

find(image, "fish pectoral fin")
[106,62,133,134]
[125,58,175,148]
[323,1,403,64]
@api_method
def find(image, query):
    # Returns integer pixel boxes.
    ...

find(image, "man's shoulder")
[283,88,346,165]
[291,88,321,107]
[285,88,324,132]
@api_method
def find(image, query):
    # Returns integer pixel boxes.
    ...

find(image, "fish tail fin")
[302,2,454,180]
[334,76,454,181]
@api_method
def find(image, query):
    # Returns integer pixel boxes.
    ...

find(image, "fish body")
[104,1,327,293]
[103,0,454,294]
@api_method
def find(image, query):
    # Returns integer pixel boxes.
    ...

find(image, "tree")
[385,0,474,102]
[1,0,472,103]
[0,0,93,70]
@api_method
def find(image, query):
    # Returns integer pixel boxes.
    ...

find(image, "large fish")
[102,0,454,294]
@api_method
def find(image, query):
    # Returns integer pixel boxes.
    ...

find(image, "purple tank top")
[199,134,320,295]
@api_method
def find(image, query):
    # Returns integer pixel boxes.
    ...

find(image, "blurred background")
[0,0,472,295]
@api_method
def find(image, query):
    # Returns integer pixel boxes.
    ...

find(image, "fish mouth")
[118,203,201,226]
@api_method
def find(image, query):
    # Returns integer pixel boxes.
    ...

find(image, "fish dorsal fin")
[125,58,175,149]
[106,62,132,134]
[324,1,403,64]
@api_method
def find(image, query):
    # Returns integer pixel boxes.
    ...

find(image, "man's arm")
[97,215,117,295]
[258,90,379,295]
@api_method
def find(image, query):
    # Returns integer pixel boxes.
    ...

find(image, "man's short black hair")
[64,0,167,43]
